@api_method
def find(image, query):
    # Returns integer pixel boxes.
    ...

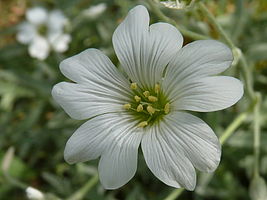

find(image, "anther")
[164,103,170,114]
[137,121,148,128]
[130,82,137,90]
[143,91,150,97]
[137,104,143,112]
[148,96,158,102]
[134,95,141,102]
[147,105,156,114]
[123,103,131,110]
[155,83,160,94]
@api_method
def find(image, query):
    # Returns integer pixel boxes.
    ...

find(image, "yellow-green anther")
[134,95,141,102]
[164,103,170,114]
[155,83,160,93]
[148,96,158,102]
[143,91,150,97]
[137,121,148,128]
[147,105,156,114]
[137,104,143,112]
[123,103,131,110]
[130,82,137,90]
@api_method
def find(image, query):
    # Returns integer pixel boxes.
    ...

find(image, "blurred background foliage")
[0,0,267,199]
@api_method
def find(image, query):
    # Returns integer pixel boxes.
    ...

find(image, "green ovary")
[123,82,170,128]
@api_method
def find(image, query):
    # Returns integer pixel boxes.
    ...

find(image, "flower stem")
[253,93,261,177]
[147,0,209,40]
[66,174,98,200]
[163,188,184,200]
[198,2,234,49]
[219,112,248,145]
[239,54,255,101]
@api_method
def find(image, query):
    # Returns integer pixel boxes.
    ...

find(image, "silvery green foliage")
[249,176,267,200]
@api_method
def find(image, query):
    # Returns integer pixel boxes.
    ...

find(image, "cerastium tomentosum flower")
[52,5,243,190]
[17,7,71,60]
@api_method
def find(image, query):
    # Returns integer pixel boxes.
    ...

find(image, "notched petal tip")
[59,48,99,77]
[128,5,148,15]
[51,83,62,101]
[51,82,84,120]
[149,22,184,49]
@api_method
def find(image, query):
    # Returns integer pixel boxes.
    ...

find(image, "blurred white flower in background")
[26,187,44,200]
[82,3,107,18]
[161,0,186,9]
[52,5,243,190]
[17,7,71,60]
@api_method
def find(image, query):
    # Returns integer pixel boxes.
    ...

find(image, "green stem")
[198,2,234,49]
[239,54,255,101]
[219,112,248,145]
[253,93,261,177]
[147,0,209,40]
[66,174,98,200]
[163,188,184,200]
[3,172,28,190]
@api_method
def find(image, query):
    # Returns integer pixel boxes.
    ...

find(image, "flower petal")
[48,10,67,32]
[52,49,133,120]
[162,111,221,173]
[163,40,234,97]
[170,76,243,112]
[49,33,71,52]
[29,36,50,60]
[64,112,141,159]
[98,117,143,189]
[26,7,48,25]
[141,122,196,190]
[112,5,183,89]
[16,22,37,44]
[64,112,142,189]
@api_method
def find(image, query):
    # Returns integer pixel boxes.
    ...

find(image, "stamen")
[123,103,131,110]
[147,105,156,114]
[164,103,170,114]
[137,121,148,128]
[134,95,141,102]
[155,83,160,94]
[130,82,137,90]
[148,96,158,102]
[137,104,143,112]
[143,91,150,97]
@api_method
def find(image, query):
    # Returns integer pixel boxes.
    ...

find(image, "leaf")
[249,176,267,200]
[1,147,15,172]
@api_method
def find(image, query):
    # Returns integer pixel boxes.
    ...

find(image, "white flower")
[26,187,44,200]
[17,7,71,60]
[161,1,186,9]
[82,3,107,18]
[52,5,243,190]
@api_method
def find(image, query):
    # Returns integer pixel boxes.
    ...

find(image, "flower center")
[123,82,170,128]
[37,24,48,36]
